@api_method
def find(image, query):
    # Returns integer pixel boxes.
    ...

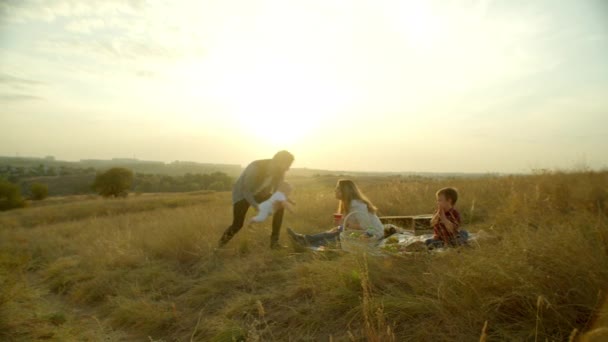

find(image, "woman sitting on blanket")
[287,179,384,249]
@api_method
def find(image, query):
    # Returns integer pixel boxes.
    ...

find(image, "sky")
[1,0,607,173]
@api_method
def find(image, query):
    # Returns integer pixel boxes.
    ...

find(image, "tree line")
[0,167,234,210]
[0,164,96,183]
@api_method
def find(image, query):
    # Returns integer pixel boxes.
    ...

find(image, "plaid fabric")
[433,208,461,244]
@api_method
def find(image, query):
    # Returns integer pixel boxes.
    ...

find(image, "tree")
[35,164,45,176]
[208,181,224,191]
[0,180,26,211]
[30,182,49,200]
[207,172,232,191]
[92,167,134,198]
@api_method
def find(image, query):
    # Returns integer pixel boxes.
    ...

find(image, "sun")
[210,58,350,147]
[180,0,458,149]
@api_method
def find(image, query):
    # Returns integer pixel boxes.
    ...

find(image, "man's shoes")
[287,228,309,246]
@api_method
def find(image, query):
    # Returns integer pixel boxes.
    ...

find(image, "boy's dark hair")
[436,187,459,205]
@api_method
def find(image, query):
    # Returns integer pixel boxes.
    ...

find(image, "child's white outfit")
[251,191,287,222]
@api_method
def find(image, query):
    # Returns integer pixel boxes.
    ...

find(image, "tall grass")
[0,171,607,341]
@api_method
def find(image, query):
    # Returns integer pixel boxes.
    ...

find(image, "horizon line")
[2,154,603,176]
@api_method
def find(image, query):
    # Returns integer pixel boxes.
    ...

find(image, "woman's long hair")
[336,179,378,215]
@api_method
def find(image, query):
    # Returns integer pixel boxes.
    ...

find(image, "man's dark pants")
[219,193,284,248]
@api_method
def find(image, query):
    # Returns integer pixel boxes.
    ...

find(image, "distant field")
[1,172,607,341]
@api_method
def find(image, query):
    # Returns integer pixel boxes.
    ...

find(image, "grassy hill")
[1,171,607,341]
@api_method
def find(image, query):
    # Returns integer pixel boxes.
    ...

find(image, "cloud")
[37,36,181,62]
[64,18,105,34]
[0,73,45,99]
[0,73,44,86]
[0,93,43,102]
[1,0,208,89]
[0,0,144,23]
[135,70,156,78]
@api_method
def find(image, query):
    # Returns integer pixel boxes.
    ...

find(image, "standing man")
[219,150,294,249]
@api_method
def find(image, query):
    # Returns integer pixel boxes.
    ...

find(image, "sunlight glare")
[211,58,349,146]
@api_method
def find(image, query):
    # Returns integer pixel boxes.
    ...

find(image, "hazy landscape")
[1,156,498,198]
[1,166,608,341]
[2,0,607,341]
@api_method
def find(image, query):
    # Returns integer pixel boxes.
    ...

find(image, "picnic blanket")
[304,224,489,255]
[305,231,481,254]
[378,230,486,255]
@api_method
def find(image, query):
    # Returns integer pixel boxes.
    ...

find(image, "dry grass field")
[1,171,608,341]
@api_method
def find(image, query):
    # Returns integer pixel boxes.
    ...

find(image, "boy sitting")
[425,187,468,249]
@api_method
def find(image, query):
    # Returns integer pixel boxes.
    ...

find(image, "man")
[218,150,294,249]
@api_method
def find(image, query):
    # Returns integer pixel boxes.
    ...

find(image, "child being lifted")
[249,181,295,224]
